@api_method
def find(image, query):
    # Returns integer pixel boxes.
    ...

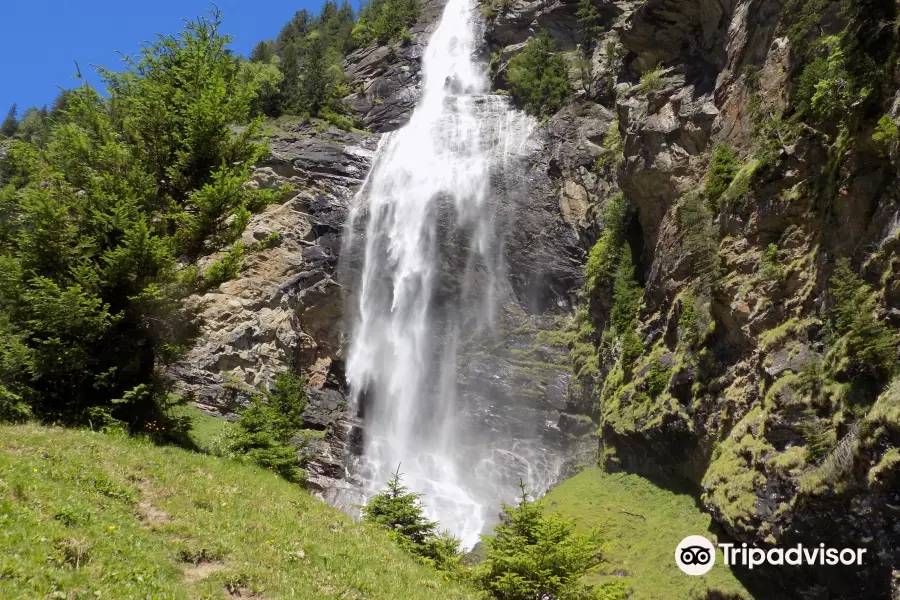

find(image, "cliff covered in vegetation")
[479,0,900,596]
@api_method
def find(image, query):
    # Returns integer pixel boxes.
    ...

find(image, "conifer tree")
[0,104,17,137]
[475,482,606,600]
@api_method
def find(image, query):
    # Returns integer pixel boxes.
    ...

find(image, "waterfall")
[343,0,552,547]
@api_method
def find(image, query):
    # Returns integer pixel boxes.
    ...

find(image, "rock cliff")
[482,0,900,597]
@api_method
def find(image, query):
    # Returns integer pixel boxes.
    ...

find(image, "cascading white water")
[344,0,551,547]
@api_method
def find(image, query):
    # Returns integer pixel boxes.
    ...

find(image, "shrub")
[610,245,641,335]
[203,242,246,288]
[793,36,867,123]
[0,9,272,430]
[506,32,573,118]
[593,119,623,170]
[678,292,700,350]
[679,192,719,292]
[645,359,671,397]
[576,0,604,54]
[474,482,606,600]
[220,371,308,483]
[705,143,740,209]
[362,468,462,571]
[611,246,643,377]
[584,192,627,288]
[636,64,664,95]
[872,114,899,148]
[829,258,897,384]
[759,243,784,283]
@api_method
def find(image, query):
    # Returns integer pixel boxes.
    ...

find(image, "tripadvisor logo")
[676,536,868,575]
[676,535,716,575]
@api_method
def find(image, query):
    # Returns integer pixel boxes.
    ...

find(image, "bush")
[872,114,899,148]
[645,359,671,397]
[611,246,643,378]
[794,35,869,123]
[829,258,897,384]
[584,192,627,288]
[363,468,462,571]
[203,242,246,288]
[679,192,719,292]
[506,32,573,118]
[576,0,604,54]
[593,120,623,171]
[220,371,309,483]
[759,243,784,283]
[0,10,274,430]
[705,143,739,209]
[636,64,664,95]
[474,482,606,600]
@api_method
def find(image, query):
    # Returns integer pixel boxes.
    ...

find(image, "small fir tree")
[475,482,607,600]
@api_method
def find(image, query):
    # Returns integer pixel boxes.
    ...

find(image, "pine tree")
[363,467,439,546]
[506,32,573,117]
[249,40,276,63]
[363,467,462,570]
[829,258,897,383]
[0,104,17,137]
[475,482,606,600]
[576,0,604,55]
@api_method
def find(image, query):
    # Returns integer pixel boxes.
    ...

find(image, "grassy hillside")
[543,467,751,600]
[0,424,477,600]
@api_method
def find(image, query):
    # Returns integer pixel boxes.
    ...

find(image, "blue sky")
[0,0,341,113]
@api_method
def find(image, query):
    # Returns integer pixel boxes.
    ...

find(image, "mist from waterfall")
[343,0,551,547]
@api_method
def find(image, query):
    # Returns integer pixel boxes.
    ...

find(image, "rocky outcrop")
[341,0,448,131]
[170,126,378,412]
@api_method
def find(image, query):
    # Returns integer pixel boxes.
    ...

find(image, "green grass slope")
[0,424,477,600]
[543,467,751,600]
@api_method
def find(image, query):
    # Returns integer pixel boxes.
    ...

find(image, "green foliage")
[249,2,358,124]
[636,65,664,95]
[797,416,837,463]
[238,59,284,117]
[203,242,247,288]
[474,482,606,600]
[584,192,627,288]
[506,32,573,118]
[0,9,270,433]
[0,424,479,599]
[677,292,701,350]
[1,104,17,137]
[363,468,463,571]
[220,371,309,483]
[759,243,784,283]
[611,246,643,376]
[644,359,671,398]
[249,40,276,63]
[872,114,899,148]
[705,143,739,209]
[577,0,604,54]
[793,32,876,125]
[828,258,897,383]
[679,192,719,293]
[593,120,623,171]
[353,0,421,45]
[610,246,641,335]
